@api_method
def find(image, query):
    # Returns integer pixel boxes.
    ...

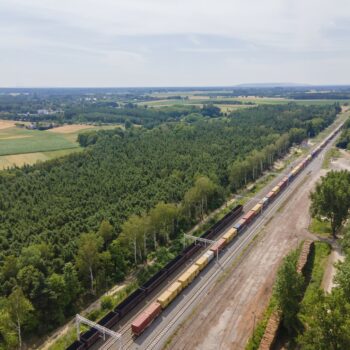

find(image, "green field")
[0,127,78,156]
[0,124,121,170]
[139,95,350,108]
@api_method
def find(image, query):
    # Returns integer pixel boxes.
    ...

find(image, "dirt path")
[331,149,350,171]
[167,170,325,350]
[321,242,345,293]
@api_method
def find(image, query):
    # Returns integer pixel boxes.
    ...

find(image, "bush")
[100,295,113,310]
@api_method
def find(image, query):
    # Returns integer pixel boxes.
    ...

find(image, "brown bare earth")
[168,169,325,349]
[0,120,16,130]
[48,124,94,133]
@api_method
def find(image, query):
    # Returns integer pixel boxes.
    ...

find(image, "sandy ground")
[167,169,324,350]
[0,120,16,129]
[321,243,345,293]
[331,149,350,171]
[49,124,94,133]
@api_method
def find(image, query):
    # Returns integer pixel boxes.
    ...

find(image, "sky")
[1,0,350,87]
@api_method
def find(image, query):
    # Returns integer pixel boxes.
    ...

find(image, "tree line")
[0,103,339,347]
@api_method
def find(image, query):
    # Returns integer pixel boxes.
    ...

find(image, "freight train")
[67,124,342,350]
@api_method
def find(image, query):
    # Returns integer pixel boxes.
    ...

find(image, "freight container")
[222,227,237,243]
[271,185,280,194]
[168,281,182,297]
[291,168,298,176]
[243,210,256,224]
[178,270,193,288]
[251,203,263,214]
[260,197,269,207]
[204,250,215,262]
[131,302,162,336]
[157,290,174,309]
[233,218,247,231]
[210,238,227,254]
[187,264,200,279]
[195,255,209,271]
[266,191,275,200]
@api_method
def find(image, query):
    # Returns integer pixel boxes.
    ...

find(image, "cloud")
[1,0,350,86]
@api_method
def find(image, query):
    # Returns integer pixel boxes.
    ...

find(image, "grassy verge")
[245,297,278,350]
[300,242,331,307]
[309,217,332,238]
[322,147,341,169]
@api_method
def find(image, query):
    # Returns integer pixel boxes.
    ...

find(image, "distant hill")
[235,83,311,88]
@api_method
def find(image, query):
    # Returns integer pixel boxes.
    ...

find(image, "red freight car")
[131,302,162,336]
[242,210,256,225]
[210,238,227,254]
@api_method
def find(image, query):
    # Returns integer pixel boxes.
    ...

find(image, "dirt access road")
[166,142,330,349]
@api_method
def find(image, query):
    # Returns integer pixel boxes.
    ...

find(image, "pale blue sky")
[1,0,350,87]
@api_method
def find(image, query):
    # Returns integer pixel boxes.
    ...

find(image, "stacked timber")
[297,240,314,274]
[258,311,281,350]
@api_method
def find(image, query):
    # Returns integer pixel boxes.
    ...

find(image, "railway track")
[80,120,344,350]
[97,129,336,350]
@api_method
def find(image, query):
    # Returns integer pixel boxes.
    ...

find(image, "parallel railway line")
[68,119,343,350]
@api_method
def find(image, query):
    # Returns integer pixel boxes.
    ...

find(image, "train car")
[178,264,200,288]
[80,328,99,348]
[98,311,119,329]
[115,288,146,317]
[222,227,237,243]
[141,269,168,295]
[164,254,188,277]
[66,340,85,350]
[210,238,227,254]
[203,250,215,262]
[271,185,280,194]
[157,290,174,309]
[291,167,299,176]
[233,218,247,232]
[202,204,243,240]
[195,255,209,271]
[265,191,276,201]
[251,203,263,214]
[131,302,162,336]
[242,210,256,225]
[168,281,183,298]
[181,242,201,259]
[260,197,269,207]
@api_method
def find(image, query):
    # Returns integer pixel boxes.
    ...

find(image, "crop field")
[0,123,121,169]
[0,148,83,170]
[143,93,350,108]
[0,127,78,156]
